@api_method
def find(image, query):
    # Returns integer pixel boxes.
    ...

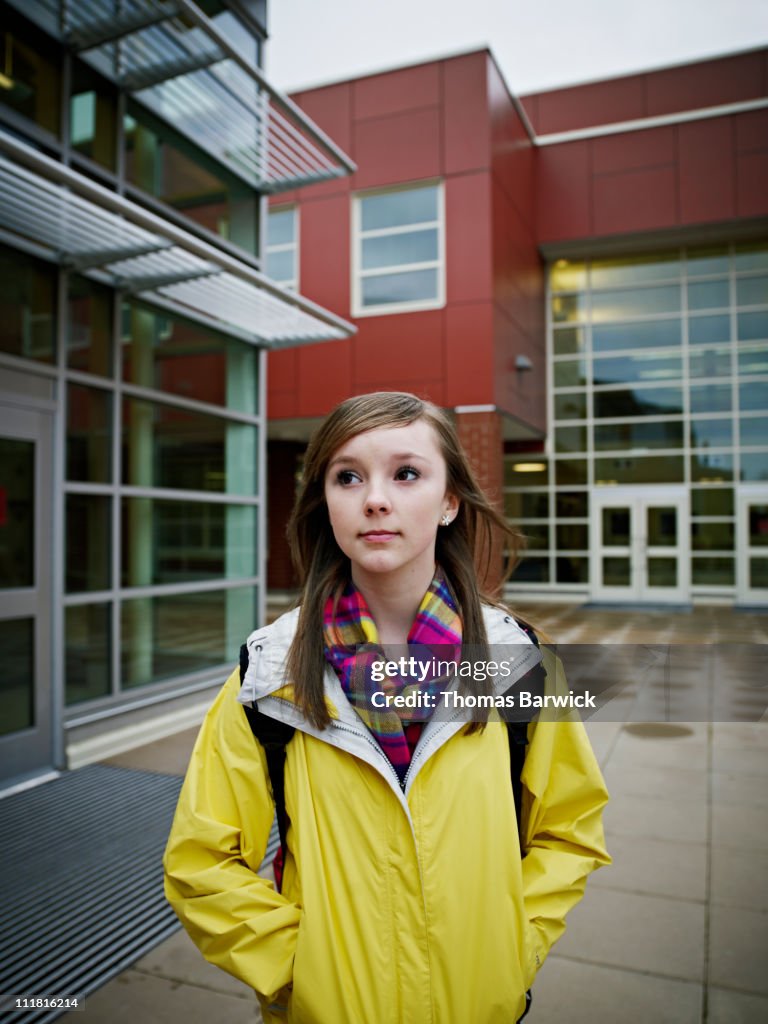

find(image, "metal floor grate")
[0,764,280,1023]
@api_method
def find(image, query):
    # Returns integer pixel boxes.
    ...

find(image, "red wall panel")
[444,303,494,407]
[352,107,442,189]
[591,126,675,174]
[353,64,440,121]
[298,194,351,317]
[445,173,493,304]
[296,338,353,417]
[593,165,678,235]
[523,74,646,135]
[292,83,353,202]
[443,51,491,175]
[353,309,445,391]
[737,151,768,218]
[645,52,765,117]
[677,117,737,224]
[536,141,591,241]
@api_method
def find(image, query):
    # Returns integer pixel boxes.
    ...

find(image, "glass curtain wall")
[507,242,768,595]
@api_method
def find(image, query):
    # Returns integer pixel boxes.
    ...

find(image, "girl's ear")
[445,493,460,516]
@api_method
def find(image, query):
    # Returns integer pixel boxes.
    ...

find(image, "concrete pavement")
[68,603,768,1023]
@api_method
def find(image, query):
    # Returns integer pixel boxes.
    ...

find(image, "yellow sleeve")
[518,654,611,987]
[163,669,301,1001]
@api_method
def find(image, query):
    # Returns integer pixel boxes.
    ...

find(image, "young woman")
[164,392,610,1024]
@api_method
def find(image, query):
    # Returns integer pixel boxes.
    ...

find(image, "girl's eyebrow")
[328,451,427,470]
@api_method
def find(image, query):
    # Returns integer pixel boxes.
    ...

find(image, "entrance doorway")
[0,386,54,787]
[736,488,768,606]
[591,486,690,603]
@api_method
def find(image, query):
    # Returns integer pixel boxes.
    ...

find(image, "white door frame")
[591,485,690,603]
[736,486,768,606]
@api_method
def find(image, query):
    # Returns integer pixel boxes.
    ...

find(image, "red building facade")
[267,47,768,604]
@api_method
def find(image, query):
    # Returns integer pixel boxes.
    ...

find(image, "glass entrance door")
[591,487,690,603]
[0,398,54,787]
[736,488,768,606]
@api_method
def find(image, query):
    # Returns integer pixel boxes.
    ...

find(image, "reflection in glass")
[66,495,111,592]
[592,353,682,385]
[591,285,680,322]
[737,311,768,342]
[504,491,549,519]
[0,245,57,364]
[551,294,584,323]
[68,275,113,376]
[689,347,731,379]
[361,268,438,306]
[595,456,684,484]
[70,62,117,170]
[738,347,768,376]
[749,506,768,547]
[691,522,734,551]
[520,524,549,550]
[553,327,586,355]
[67,385,113,483]
[687,247,729,277]
[504,460,548,488]
[121,398,257,494]
[603,557,630,586]
[121,586,256,688]
[647,507,676,545]
[0,439,34,589]
[554,360,587,387]
[691,488,733,516]
[691,452,734,483]
[692,557,734,585]
[595,420,683,451]
[741,452,768,481]
[0,618,34,734]
[122,302,258,413]
[550,261,586,292]
[556,523,588,549]
[554,392,587,421]
[591,253,678,288]
[734,244,768,272]
[362,229,438,270]
[121,498,257,585]
[594,387,683,418]
[687,279,729,311]
[554,426,587,452]
[555,460,587,485]
[736,275,768,307]
[689,315,730,346]
[0,15,60,134]
[690,418,733,448]
[690,384,731,414]
[739,383,768,412]
[65,604,111,705]
[602,509,630,546]
[556,492,588,518]
[361,186,438,231]
[741,417,768,445]
[647,558,677,587]
[592,319,680,352]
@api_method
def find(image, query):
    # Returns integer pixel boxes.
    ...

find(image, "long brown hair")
[286,392,524,729]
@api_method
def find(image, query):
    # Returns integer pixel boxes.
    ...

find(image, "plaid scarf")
[323,568,462,785]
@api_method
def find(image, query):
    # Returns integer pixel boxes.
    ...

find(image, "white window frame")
[265,204,299,291]
[352,180,445,317]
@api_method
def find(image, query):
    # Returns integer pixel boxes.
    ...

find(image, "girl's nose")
[364,484,391,515]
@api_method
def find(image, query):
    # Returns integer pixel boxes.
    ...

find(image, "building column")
[455,407,505,597]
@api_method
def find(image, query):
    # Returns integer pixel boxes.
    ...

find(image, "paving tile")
[552,886,705,981]
[712,745,768,777]
[602,762,708,802]
[134,929,252,997]
[708,904,768,996]
[608,729,709,770]
[712,722,768,749]
[602,793,708,844]
[712,771,768,808]
[710,845,768,911]
[590,833,707,902]
[531,956,702,1024]
[65,970,259,1023]
[710,802,768,851]
[708,987,768,1023]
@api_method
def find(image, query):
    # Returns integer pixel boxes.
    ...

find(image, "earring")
[440,514,451,526]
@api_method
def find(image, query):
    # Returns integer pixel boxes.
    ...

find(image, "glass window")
[594,420,684,451]
[0,15,60,135]
[734,244,768,272]
[556,492,588,518]
[736,275,768,307]
[595,456,684,485]
[592,319,680,352]
[688,279,729,311]
[691,488,733,516]
[65,604,111,705]
[592,353,682,384]
[554,426,587,453]
[0,245,56,364]
[504,492,549,519]
[550,261,586,292]
[738,311,768,342]
[690,418,733,448]
[513,557,549,583]
[68,275,113,376]
[590,253,679,288]
[551,294,585,323]
[121,398,257,494]
[0,439,34,589]
[689,347,731,379]
[70,61,117,170]
[266,207,298,290]
[691,522,735,551]
[122,302,258,413]
[355,184,443,314]
[689,314,731,346]
[504,459,548,488]
[556,523,588,549]
[0,618,34,733]
[739,382,768,412]
[556,556,588,584]
[67,385,113,483]
[738,346,768,376]
[66,495,111,593]
[690,452,734,483]
[690,384,732,414]
[520,523,549,550]
[687,247,730,277]
[554,360,587,387]
[121,498,258,585]
[692,557,734,586]
[741,451,768,481]
[552,327,585,355]
[741,416,768,446]
[555,460,587,485]
[594,387,683,418]
[591,285,681,322]
[554,392,587,420]
[121,586,256,688]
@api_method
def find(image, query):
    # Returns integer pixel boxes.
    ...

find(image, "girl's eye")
[336,469,360,486]
[396,465,420,481]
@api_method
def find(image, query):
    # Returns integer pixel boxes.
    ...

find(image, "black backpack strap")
[506,618,546,852]
[239,643,295,872]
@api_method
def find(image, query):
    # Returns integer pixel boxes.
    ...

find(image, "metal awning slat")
[68,1,183,50]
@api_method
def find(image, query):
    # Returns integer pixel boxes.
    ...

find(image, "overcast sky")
[267,0,768,97]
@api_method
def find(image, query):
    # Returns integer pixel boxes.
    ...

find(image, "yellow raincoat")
[164,606,610,1023]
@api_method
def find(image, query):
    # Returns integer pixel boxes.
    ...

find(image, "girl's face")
[324,419,459,588]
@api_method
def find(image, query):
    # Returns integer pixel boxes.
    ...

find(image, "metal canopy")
[0,130,355,348]
[9,0,356,193]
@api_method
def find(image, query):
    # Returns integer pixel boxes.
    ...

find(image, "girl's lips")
[360,531,398,542]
